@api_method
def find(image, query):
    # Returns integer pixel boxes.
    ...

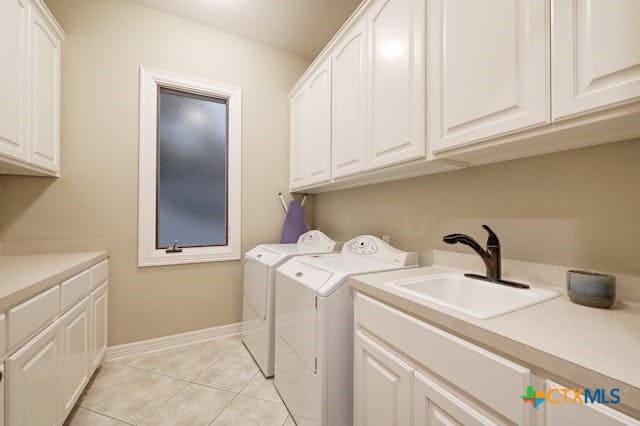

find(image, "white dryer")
[242,230,341,378]
[274,236,418,426]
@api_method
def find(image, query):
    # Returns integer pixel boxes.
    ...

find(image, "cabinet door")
[367,0,425,169]
[413,370,498,426]
[290,89,306,189]
[59,298,91,421]
[28,5,61,172]
[304,60,332,185]
[6,322,60,426]
[428,0,549,153]
[0,0,29,162]
[552,0,640,119]
[90,282,108,370]
[354,330,412,426]
[332,21,368,178]
[544,380,640,426]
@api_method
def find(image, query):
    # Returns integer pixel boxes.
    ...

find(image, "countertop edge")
[0,252,109,314]
[350,278,640,417]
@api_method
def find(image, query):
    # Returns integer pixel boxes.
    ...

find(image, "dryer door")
[276,260,332,373]
[243,248,279,320]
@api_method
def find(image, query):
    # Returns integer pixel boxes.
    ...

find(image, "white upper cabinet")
[428,0,549,152]
[367,0,425,169]
[289,89,306,189]
[28,3,62,172]
[0,0,64,176]
[552,0,640,119]
[0,0,29,163]
[304,59,332,185]
[332,20,368,179]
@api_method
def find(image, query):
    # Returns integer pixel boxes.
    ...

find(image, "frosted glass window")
[156,87,228,249]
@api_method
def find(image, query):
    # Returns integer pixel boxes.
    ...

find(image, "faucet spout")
[442,234,488,258]
[442,225,501,281]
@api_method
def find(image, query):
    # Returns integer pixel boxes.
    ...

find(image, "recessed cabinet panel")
[90,282,108,370]
[59,299,91,421]
[552,0,640,119]
[428,0,549,152]
[290,90,306,189]
[354,330,412,426]
[0,0,28,162]
[413,370,498,426]
[304,61,332,185]
[28,7,61,172]
[332,21,368,178]
[368,0,425,169]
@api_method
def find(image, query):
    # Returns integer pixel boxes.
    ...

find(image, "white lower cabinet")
[4,260,108,425]
[354,330,412,426]
[59,298,91,421]
[6,321,61,426]
[354,292,640,426]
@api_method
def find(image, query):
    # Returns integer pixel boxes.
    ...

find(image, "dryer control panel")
[296,230,341,252]
[343,235,418,266]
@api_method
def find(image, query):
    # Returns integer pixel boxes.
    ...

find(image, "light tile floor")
[65,336,293,426]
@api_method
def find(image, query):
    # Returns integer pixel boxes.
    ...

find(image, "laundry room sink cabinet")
[353,292,640,426]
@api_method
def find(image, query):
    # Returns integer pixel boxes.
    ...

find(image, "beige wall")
[315,140,640,277]
[0,0,309,345]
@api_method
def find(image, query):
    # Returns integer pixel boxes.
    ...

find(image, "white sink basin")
[386,273,559,319]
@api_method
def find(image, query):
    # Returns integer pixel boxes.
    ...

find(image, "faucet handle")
[482,225,500,248]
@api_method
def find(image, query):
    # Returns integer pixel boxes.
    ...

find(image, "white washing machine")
[242,230,341,378]
[274,236,418,426]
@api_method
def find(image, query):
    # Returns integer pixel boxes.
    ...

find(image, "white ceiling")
[128,0,362,59]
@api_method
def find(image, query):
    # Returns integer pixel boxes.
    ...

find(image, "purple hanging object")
[280,199,308,243]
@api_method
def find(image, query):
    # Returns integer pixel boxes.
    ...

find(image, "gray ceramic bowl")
[567,270,616,308]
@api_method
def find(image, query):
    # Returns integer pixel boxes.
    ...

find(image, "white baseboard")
[106,320,258,362]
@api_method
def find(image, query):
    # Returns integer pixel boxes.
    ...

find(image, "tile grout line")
[132,376,190,425]
[81,406,137,426]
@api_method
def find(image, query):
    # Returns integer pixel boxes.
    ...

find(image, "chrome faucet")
[443,225,529,289]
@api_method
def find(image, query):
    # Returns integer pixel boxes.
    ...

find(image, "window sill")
[138,246,240,267]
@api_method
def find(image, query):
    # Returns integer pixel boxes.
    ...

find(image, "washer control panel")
[343,235,419,266]
[297,230,340,251]
[347,237,378,255]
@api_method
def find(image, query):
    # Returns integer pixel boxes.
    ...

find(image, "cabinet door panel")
[290,90,306,189]
[304,61,332,185]
[332,21,367,178]
[368,0,425,168]
[91,282,108,370]
[428,0,549,151]
[0,0,28,161]
[6,322,60,426]
[354,330,412,426]
[413,370,498,426]
[29,7,61,172]
[59,298,91,420]
[552,0,640,119]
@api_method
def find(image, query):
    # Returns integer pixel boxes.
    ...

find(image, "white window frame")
[138,66,242,267]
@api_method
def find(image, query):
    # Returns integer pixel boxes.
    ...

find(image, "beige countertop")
[0,251,108,313]
[350,265,640,416]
